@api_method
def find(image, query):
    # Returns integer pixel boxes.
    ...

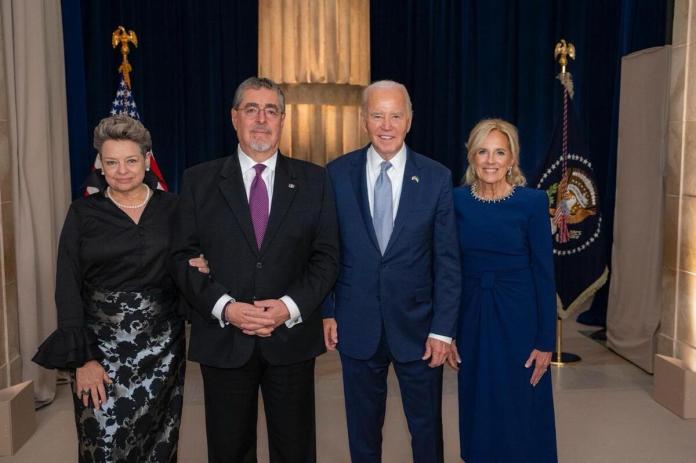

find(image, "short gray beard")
[249,140,272,152]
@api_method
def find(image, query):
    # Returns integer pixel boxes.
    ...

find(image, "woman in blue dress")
[449,118,558,462]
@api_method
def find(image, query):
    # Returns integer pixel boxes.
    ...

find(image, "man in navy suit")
[323,80,460,463]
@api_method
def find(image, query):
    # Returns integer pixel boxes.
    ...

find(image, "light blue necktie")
[373,161,393,254]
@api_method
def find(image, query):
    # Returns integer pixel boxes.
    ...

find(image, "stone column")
[655,0,696,417]
[0,12,21,388]
[258,0,370,165]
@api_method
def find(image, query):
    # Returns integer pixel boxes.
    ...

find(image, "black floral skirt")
[73,287,186,463]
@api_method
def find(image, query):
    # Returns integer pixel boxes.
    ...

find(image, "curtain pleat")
[2,0,72,401]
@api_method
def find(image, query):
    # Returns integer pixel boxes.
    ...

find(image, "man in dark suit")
[172,77,339,463]
[323,80,460,463]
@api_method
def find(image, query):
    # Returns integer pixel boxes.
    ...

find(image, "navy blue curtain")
[370,0,670,326]
[62,0,258,197]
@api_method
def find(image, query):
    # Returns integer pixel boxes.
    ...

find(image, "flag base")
[551,352,581,366]
[552,317,582,366]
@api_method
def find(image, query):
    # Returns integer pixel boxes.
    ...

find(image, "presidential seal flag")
[536,66,608,319]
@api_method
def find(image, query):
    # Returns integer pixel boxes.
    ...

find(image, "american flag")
[83,75,169,195]
[110,76,141,119]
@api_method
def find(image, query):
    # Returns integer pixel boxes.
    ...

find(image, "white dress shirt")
[211,146,302,328]
[366,144,452,345]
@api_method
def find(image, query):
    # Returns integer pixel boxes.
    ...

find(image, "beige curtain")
[259,0,370,164]
[606,47,669,373]
[2,0,71,400]
[279,87,367,165]
[259,0,369,85]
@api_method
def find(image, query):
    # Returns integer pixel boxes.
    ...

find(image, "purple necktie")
[249,164,269,249]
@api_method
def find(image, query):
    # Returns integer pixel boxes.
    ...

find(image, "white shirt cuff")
[428,333,452,344]
[281,295,302,328]
[213,294,234,328]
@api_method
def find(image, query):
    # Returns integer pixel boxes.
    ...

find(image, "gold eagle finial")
[554,39,575,75]
[111,26,138,88]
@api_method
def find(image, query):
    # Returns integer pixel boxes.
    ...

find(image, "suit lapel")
[350,148,380,253]
[218,156,259,255]
[260,154,297,256]
[384,148,420,255]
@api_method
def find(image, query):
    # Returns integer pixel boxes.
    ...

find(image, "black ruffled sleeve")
[33,202,102,370]
[31,327,104,370]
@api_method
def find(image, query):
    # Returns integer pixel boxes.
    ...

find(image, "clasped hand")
[224,299,290,337]
[186,256,289,336]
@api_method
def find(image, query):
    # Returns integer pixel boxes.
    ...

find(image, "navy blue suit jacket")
[324,146,461,362]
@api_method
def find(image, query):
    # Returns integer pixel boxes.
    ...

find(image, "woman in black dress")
[33,115,207,462]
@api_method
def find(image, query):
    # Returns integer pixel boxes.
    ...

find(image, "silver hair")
[361,80,413,115]
[232,77,285,114]
[93,115,152,156]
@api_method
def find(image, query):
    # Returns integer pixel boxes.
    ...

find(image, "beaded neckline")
[470,183,516,203]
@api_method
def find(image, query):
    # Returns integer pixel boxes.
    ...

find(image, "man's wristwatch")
[223,297,236,323]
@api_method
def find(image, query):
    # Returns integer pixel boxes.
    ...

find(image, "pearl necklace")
[106,185,151,209]
[470,182,516,203]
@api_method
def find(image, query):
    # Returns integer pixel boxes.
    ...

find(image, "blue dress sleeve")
[528,190,557,352]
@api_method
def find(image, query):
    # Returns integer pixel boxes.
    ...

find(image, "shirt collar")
[237,145,278,174]
[367,143,407,173]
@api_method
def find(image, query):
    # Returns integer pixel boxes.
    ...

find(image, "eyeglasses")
[238,104,283,120]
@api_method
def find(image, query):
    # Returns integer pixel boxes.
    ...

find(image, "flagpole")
[551,39,581,367]
[552,317,581,366]
[84,26,169,196]
[112,26,138,89]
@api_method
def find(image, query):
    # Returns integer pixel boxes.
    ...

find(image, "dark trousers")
[200,346,317,463]
[340,336,444,463]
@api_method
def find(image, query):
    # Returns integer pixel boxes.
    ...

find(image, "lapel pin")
[411,176,419,183]
[288,183,296,189]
